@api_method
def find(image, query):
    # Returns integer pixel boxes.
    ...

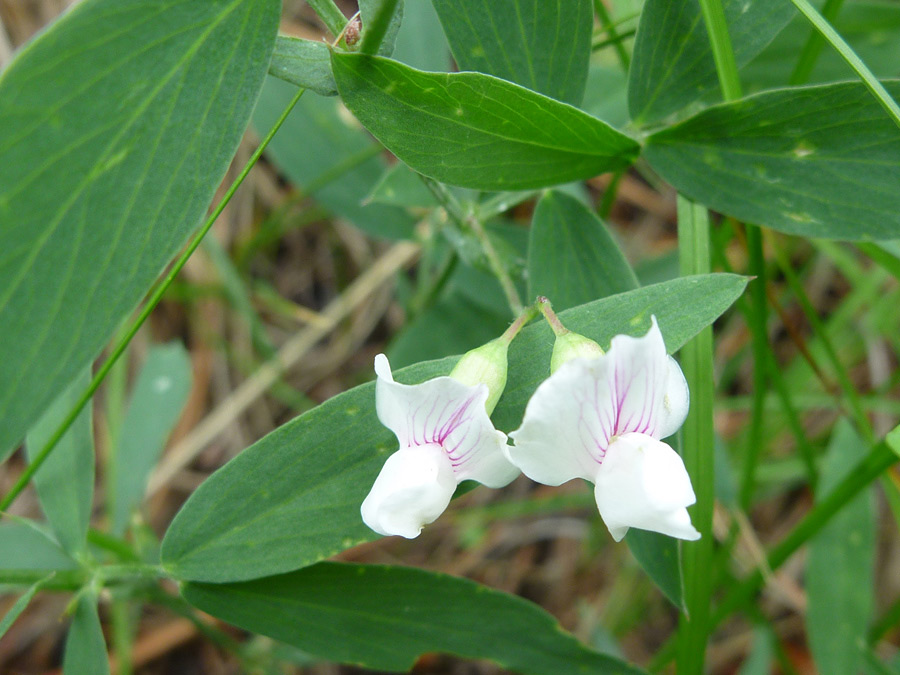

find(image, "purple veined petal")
[361,444,456,538]
[373,354,518,488]
[592,432,700,542]
[605,316,671,439]
[508,357,613,486]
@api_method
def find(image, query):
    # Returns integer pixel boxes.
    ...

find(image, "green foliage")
[807,420,875,675]
[0,576,50,640]
[645,82,900,240]
[330,53,640,190]
[0,523,77,571]
[269,37,337,96]
[109,344,192,536]
[528,190,638,308]
[431,0,593,105]
[0,0,279,458]
[628,0,796,124]
[160,274,746,583]
[182,562,645,674]
[25,370,93,555]
[62,594,109,675]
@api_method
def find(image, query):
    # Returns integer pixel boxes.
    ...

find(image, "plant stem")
[676,196,715,675]
[697,0,742,100]
[592,0,631,69]
[537,297,569,337]
[0,87,308,514]
[790,0,845,84]
[360,0,400,54]
[501,302,540,344]
[306,0,347,38]
[789,0,900,130]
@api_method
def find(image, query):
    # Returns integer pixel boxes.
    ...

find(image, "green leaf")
[0,523,77,570]
[253,77,416,240]
[366,163,439,208]
[25,370,93,555]
[391,0,449,71]
[738,627,776,675]
[360,0,404,57]
[161,273,747,583]
[624,528,682,609]
[644,81,900,240]
[63,593,109,675]
[0,574,54,640]
[806,420,875,675]
[330,52,640,190]
[628,0,796,124]
[183,562,645,674]
[268,36,337,96]
[528,190,638,309]
[0,0,280,458]
[110,344,192,536]
[743,2,900,89]
[431,0,592,105]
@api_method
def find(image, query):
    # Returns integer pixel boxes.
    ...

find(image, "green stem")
[790,0,845,84]
[697,0,743,100]
[501,302,540,344]
[111,598,136,675]
[591,29,636,54]
[306,0,347,38]
[676,196,715,675]
[0,87,308,514]
[592,0,631,69]
[789,0,900,130]
[713,439,897,624]
[360,0,400,54]
[597,171,623,220]
[740,225,770,506]
[0,569,87,590]
[537,297,569,337]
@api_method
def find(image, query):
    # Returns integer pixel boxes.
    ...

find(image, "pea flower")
[361,338,520,539]
[508,315,699,542]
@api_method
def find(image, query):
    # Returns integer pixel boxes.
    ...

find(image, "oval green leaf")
[0,0,279,457]
[62,594,109,675]
[269,36,338,96]
[183,562,645,674]
[431,0,592,105]
[644,81,900,240]
[330,52,640,190]
[161,274,747,583]
[628,0,796,124]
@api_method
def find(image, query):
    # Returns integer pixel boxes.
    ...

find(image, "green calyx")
[449,338,509,415]
[550,331,604,373]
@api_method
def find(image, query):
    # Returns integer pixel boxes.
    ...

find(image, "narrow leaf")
[25,370,93,555]
[268,36,337,96]
[528,190,638,309]
[330,52,640,190]
[807,420,875,675]
[0,574,54,640]
[0,0,280,457]
[645,81,900,240]
[161,274,747,583]
[431,0,592,105]
[183,562,645,674]
[110,344,192,536]
[628,0,796,124]
[360,0,404,57]
[63,594,109,675]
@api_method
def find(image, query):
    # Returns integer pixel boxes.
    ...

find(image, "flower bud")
[449,338,508,414]
[550,331,604,373]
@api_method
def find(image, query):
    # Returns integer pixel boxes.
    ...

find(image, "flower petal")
[374,354,518,488]
[605,316,672,439]
[592,432,700,542]
[360,444,456,538]
[658,356,690,439]
[508,358,612,485]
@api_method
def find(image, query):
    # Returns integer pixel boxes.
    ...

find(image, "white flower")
[361,354,519,538]
[508,317,699,542]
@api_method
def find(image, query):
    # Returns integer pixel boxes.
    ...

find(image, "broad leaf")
[807,420,875,675]
[63,594,109,675]
[528,190,638,309]
[644,82,900,240]
[161,274,747,582]
[628,0,796,124]
[391,0,450,71]
[331,53,640,190]
[183,562,645,674]
[0,522,76,570]
[253,77,416,240]
[110,344,192,535]
[0,0,280,458]
[431,0,592,105]
[25,370,93,555]
[269,36,337,96]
